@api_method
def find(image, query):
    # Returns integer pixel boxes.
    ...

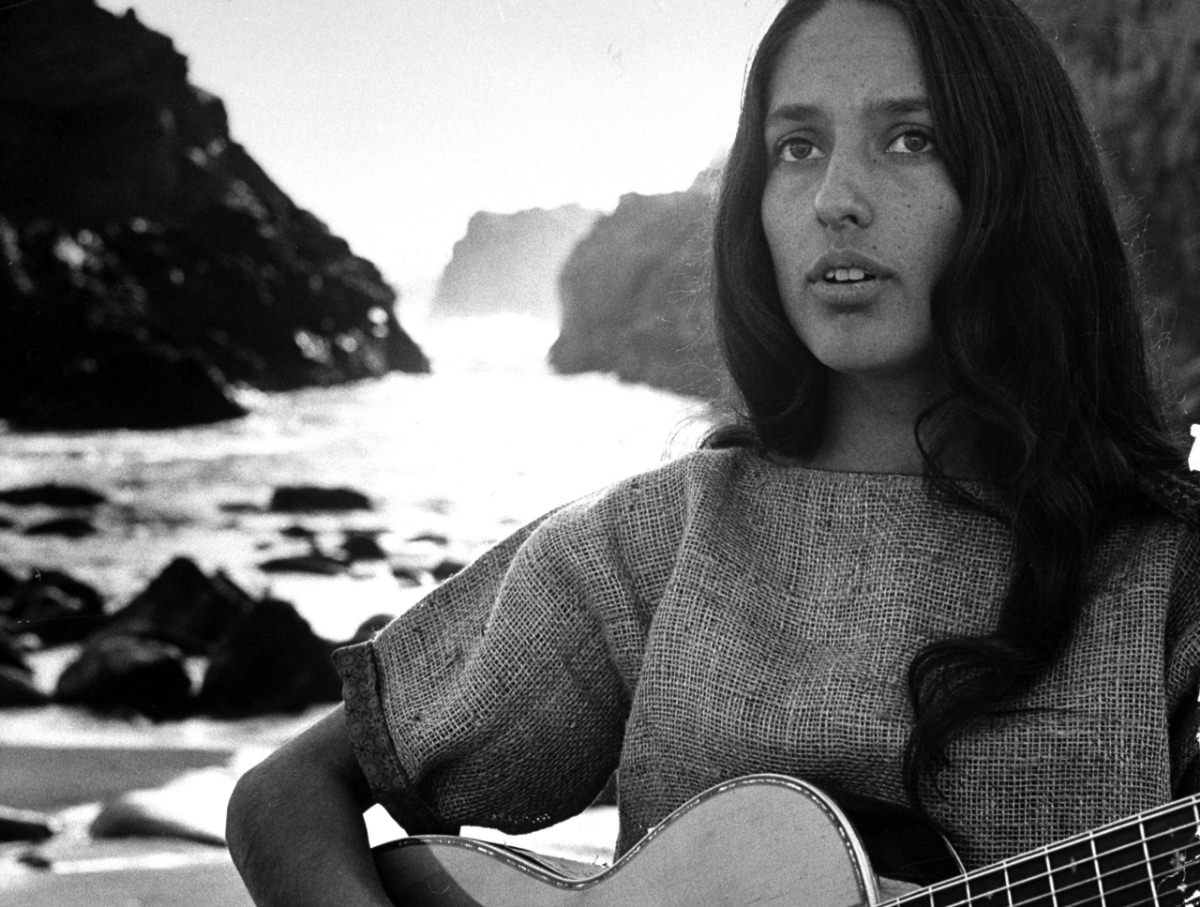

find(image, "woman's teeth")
[824,267,873,283]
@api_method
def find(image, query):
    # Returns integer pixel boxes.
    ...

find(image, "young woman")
[227,0,1200,903]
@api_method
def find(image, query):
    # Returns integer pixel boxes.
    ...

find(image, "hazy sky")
[95,0,784,292]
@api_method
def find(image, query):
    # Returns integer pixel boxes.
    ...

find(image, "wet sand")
[0,742,617,906]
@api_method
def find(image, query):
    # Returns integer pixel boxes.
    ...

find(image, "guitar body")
[374,774,882,906]
[374,774,1200,906]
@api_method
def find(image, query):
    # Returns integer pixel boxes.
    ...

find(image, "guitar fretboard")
[888,793,1200,907]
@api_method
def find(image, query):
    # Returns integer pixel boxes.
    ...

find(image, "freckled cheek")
[915,195,964,286]
[763,188,820,290]
[760,193,806,289]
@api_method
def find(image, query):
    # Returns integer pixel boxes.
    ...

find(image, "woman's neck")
[798,372,977,478]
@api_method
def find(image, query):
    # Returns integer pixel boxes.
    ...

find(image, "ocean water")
[0,315,712,747]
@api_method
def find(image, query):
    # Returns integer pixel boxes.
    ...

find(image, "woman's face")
[760,0,962,386]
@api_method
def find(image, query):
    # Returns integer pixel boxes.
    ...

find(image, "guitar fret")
[964,864,1009,906]
[1045,851,1061,907]
[886,793,1200,907]
[1089,835,1107,907]
[1094,813,1161,906]
[1142,821,1163,907]
[1006,848,1057,906]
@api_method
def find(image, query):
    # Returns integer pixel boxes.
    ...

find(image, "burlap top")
[335,447,1200,870]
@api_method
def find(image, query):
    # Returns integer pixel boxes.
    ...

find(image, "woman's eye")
[886,130,936,155]
[776,136,823,163]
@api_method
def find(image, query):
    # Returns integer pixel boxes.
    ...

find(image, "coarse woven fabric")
[334,447,1200,870]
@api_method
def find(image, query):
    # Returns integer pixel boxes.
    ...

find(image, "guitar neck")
[889,793,1200,906]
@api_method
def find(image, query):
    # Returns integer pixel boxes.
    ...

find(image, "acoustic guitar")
[373,774,1200,905]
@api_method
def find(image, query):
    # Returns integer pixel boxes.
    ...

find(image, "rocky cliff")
[431,205,600,320]
[1022,0,1200,422]
[549,182,725,400]
[0,0,429,430]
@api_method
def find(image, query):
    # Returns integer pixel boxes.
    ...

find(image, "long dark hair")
[707,0,1193,812]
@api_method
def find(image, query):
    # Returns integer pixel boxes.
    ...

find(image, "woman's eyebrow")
[867,96,931,117]
[765,95,931,127]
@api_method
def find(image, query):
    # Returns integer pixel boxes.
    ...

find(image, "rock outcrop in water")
[431,205,600,320]
[0,0,429,430]
[549,179,726,401]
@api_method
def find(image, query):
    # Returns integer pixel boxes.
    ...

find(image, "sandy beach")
[0,742,256,906]
[0,731,618,906]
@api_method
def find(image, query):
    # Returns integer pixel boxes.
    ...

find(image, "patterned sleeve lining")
[332,641,460,835]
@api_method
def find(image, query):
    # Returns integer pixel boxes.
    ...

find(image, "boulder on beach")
[341,530,389,563]
[23,516,98,538]
[0,483,107,508]
[0,805,58,843]
[256,553,347,576]
[0,0,429,430]
[99,556,256,655]
[0,664,50,707]
[431,204,601,320]
[269,485,373,513]
[0,628,31,671]
[198,597,340,717]
[2,568,106,646]
[0,620,47,706]
[348,614,394,645]
[549,179,726,400]
[55,633,194,720]
[0,564,18,599]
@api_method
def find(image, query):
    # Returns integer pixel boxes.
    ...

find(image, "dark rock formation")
[0,806,57,843]
[549,184,726,400]
[2,569,106,646]
[431,558,468,582]
[256,554,347,576]
[23,517,98,538]
[431,205,600,320]
[0,666,49,707]
[0,633,48,707]
[0,630,30,672]
[348,614,394,645]
[55,634,194,720]
[269,485,373,513]
[0,0,429,430]
[0,565,18,599]
[197,598,340,717]
[99,557,255,655]
[0,484,106,508]
[341,530,388,563]
[1021,0,1199,417]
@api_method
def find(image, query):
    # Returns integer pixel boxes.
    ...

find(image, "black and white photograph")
[2,0,1200,904]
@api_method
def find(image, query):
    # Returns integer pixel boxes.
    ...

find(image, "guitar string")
[885,814,1200,907]
[928,827,1199,907]
[886,852,1199,907]
[1002,855,1199,907]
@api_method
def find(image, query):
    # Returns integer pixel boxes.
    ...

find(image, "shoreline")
[0,744,239,814]
[0,737,617,906]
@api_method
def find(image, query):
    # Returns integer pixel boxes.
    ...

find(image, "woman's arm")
[226,704,395,906]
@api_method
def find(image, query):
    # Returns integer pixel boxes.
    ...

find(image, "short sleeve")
[332,493,639,836]
[1167,526,1200,795]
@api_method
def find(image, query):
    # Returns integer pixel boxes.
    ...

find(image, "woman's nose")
[813,153,874,231]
